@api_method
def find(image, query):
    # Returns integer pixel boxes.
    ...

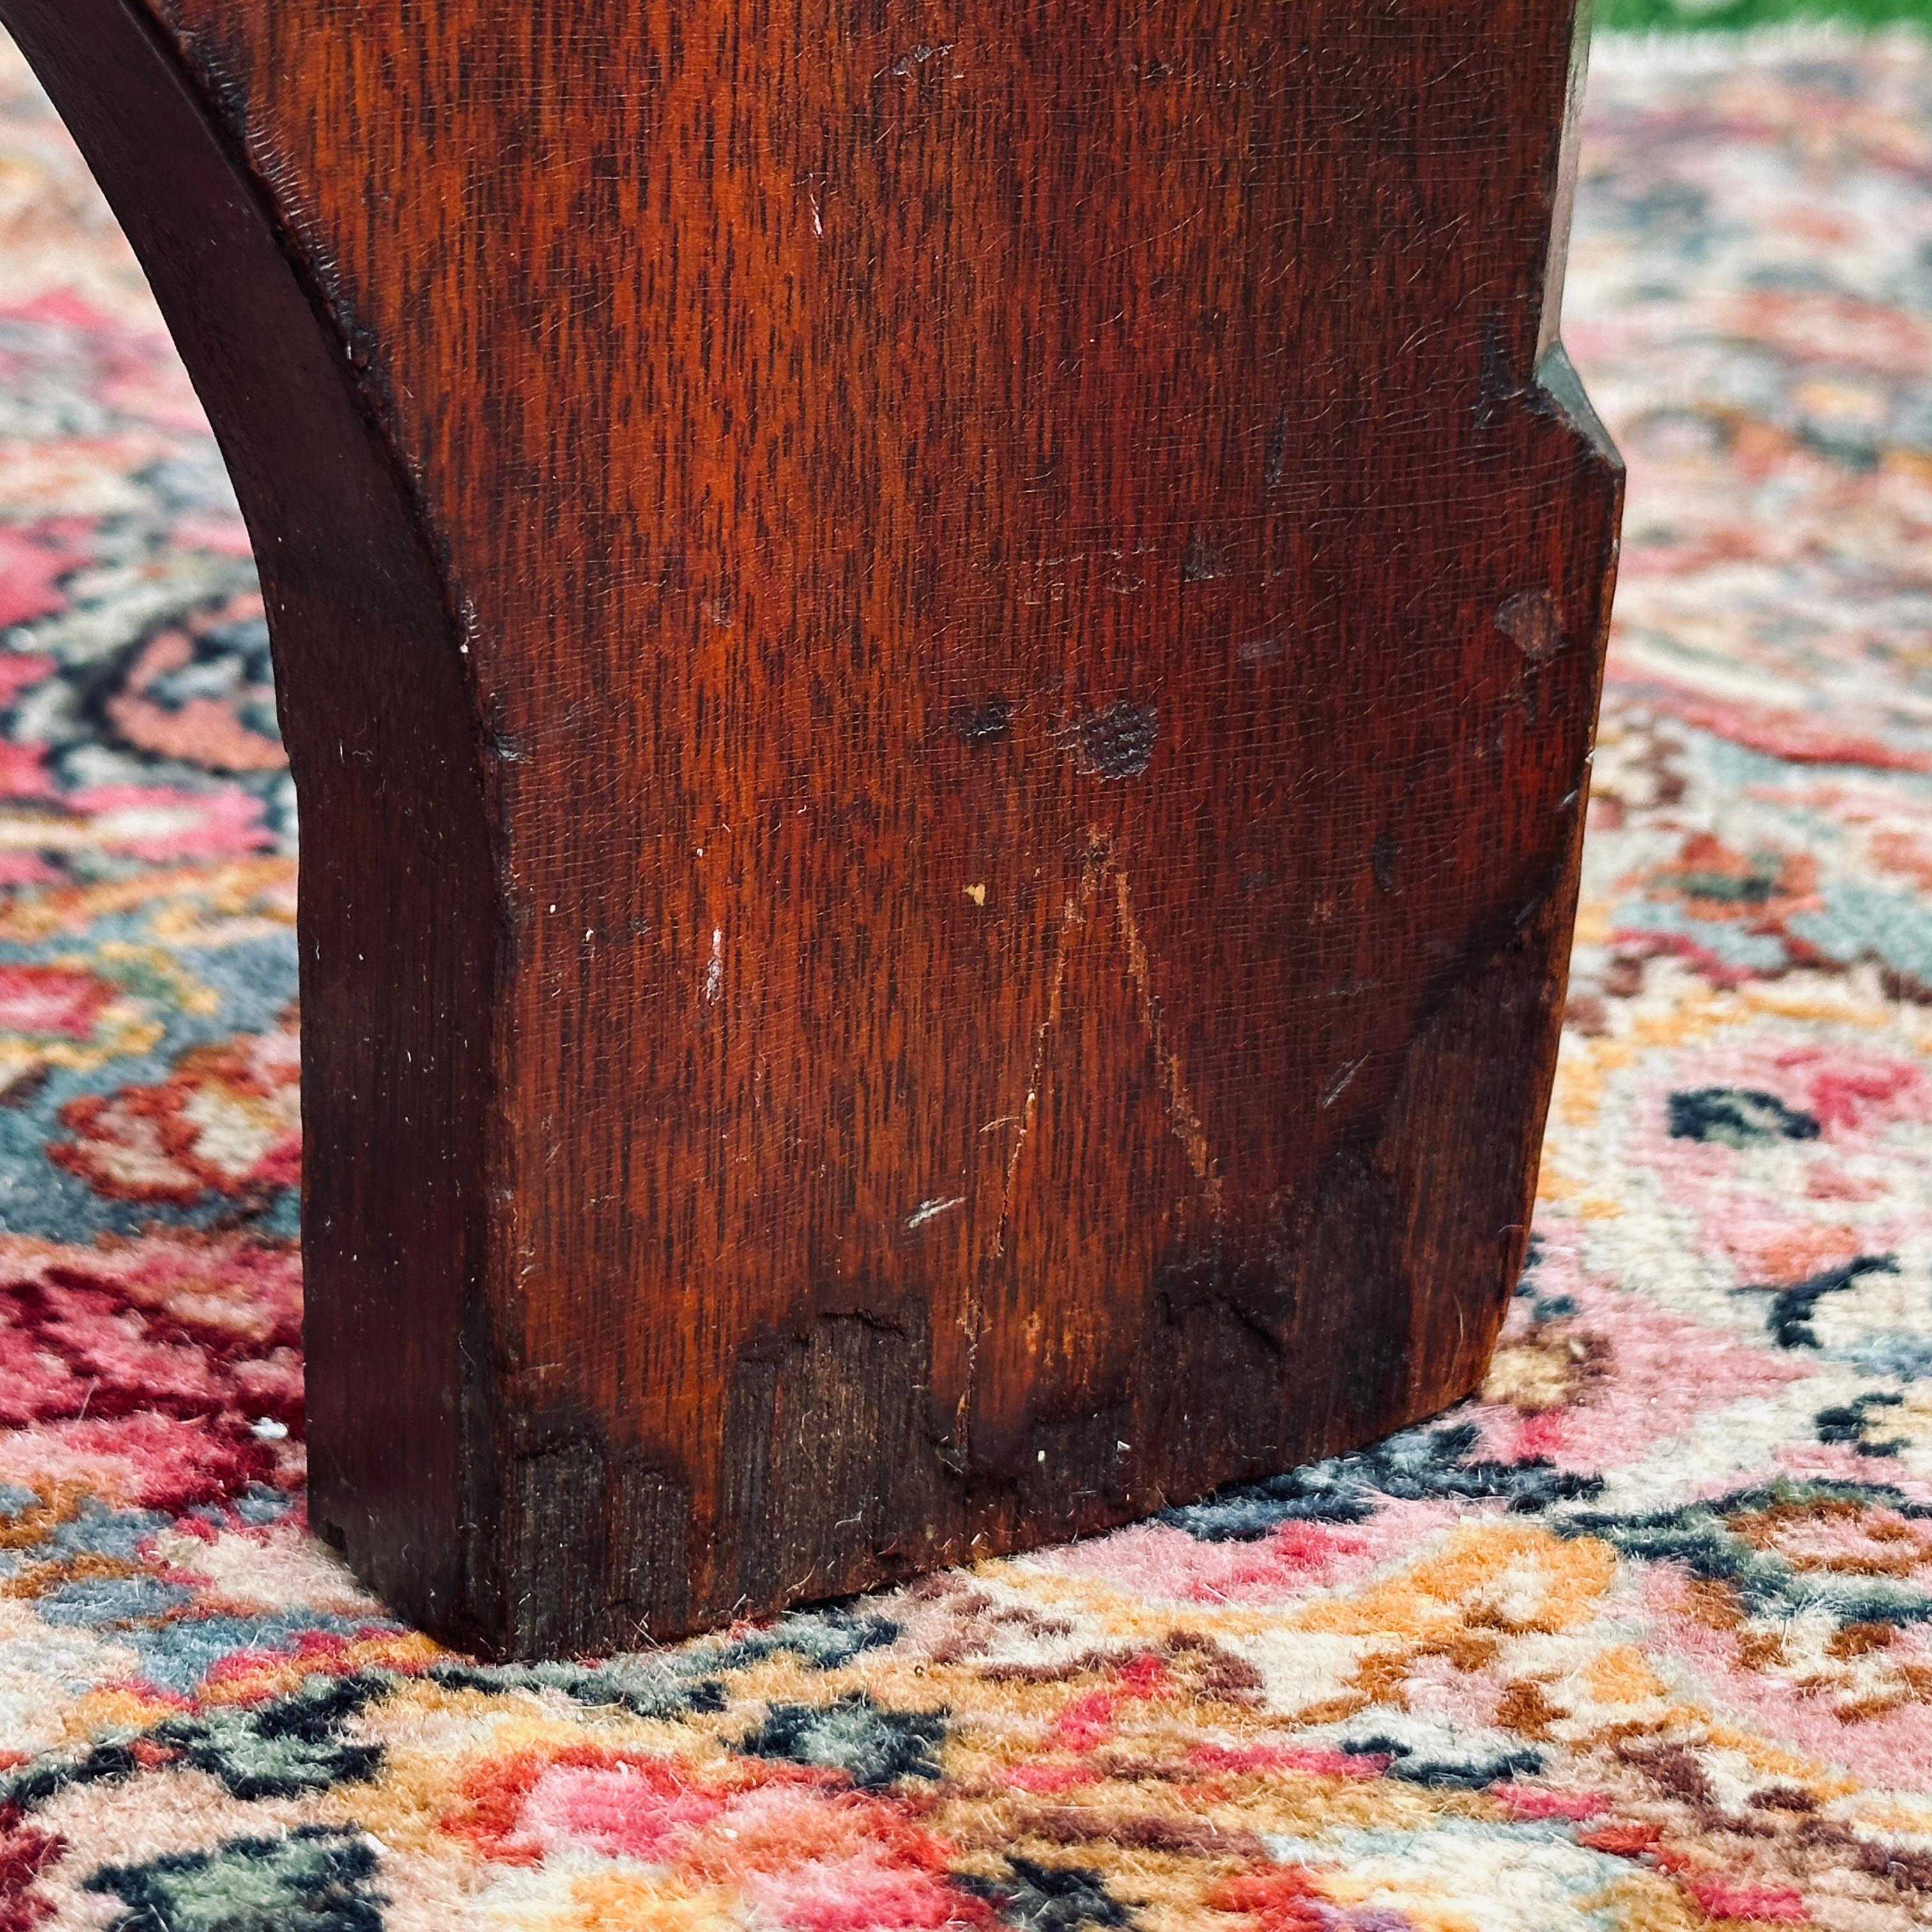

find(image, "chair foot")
[4,0,1620,1657]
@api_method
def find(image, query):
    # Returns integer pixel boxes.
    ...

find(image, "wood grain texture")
[1,0,1621,1657]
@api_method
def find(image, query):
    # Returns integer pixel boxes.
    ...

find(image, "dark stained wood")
[1,0,1621,1657]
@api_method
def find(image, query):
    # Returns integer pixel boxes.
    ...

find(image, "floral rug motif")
[1,26,1931,1932]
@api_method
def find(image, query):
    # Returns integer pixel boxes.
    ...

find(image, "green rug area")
[1602,0,1930,28]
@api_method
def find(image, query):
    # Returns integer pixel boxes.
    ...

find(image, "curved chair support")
[2,0,1621,1657]
[0,0,497,1637]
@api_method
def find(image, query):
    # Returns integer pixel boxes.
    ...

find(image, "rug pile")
[0,27,1929,1932]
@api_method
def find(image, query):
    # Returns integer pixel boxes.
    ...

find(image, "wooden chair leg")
[3,0,1621,1658]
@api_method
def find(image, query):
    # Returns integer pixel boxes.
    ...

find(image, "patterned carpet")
[0,24,1929,1932]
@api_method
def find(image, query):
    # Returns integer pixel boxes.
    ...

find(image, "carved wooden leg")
[1,0,1621,1657]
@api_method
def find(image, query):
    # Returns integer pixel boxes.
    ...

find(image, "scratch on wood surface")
[703,926,723,1004]
[905,1195,965,1230]
[989,838,1225,1261]
[1110,864,1224,1225]
[1321,1053,1370,1108]
[989,849,1102,1262]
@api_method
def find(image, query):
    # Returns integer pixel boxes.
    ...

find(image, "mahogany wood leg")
[1,0,1621,1657]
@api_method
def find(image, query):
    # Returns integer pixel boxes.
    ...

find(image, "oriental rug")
[0,26,1929,1932]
